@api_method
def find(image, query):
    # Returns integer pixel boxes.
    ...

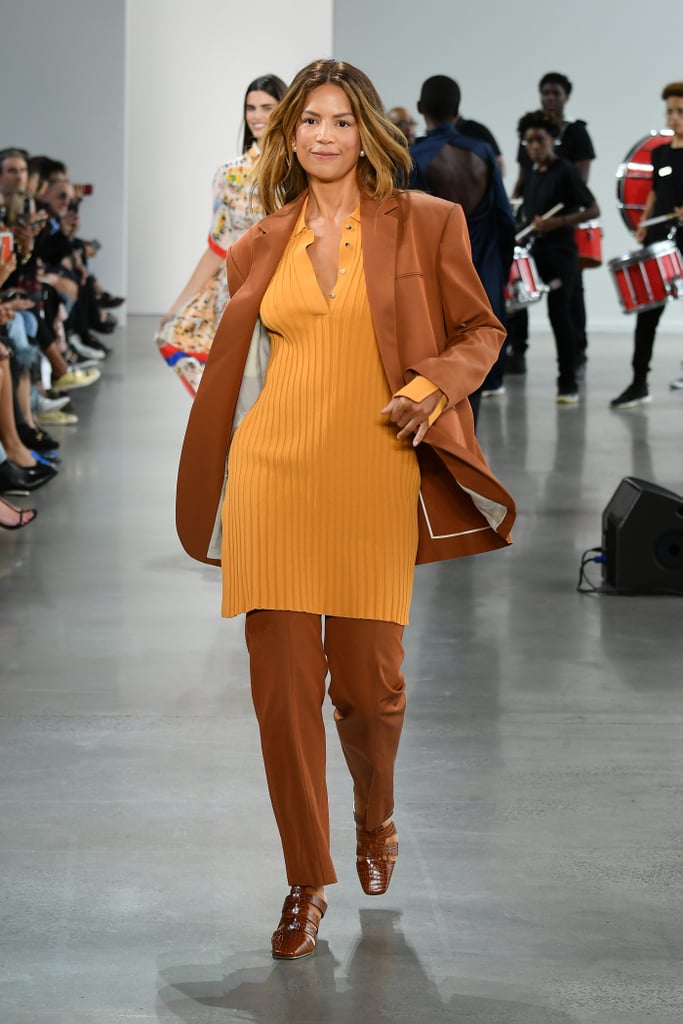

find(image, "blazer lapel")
[360,196,405,390]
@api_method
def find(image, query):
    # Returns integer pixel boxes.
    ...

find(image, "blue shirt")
[410,125,515,321]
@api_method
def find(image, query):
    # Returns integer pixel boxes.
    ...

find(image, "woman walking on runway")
[176,58,515,959]
[157,74,287,396]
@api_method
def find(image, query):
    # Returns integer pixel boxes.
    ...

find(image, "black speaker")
[602,477,683,594]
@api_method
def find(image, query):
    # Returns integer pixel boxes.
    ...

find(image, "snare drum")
[616,131,673,232]
[505,246,547,313]
[574,220,603,269]
[608,240,683,314]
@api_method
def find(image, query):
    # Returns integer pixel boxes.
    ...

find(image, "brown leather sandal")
[355,816,399,896]
[271,886,327,959]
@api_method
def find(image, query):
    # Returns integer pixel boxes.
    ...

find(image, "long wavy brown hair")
[257,59,412,214]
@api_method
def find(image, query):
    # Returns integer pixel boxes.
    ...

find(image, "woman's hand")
[380,391,445,447]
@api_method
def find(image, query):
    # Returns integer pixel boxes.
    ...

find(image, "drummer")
[611,82,683,408]
[516,109,599,403]
[508,72,597,375]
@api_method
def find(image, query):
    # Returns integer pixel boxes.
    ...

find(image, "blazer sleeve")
[405,204,507,406]
[226,224,259,295]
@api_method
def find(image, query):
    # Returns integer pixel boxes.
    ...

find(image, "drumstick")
[637,211,680,229]
[515,203,565,242]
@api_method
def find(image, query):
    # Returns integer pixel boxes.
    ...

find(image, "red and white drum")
[608,240,683,314]
[616,131,673,232]
[574,220,603,269]
[505,246,546,313]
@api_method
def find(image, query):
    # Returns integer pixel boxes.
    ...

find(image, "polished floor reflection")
[1,316,682,1023]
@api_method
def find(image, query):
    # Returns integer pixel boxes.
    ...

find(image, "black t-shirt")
[518,118,596,172]
[646,144,683,249]
[521,157,596,255]
[456,116,501,156]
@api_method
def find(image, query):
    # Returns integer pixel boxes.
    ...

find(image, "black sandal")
[0,499,38,530]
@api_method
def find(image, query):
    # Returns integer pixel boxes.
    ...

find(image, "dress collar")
[293,197,362,237]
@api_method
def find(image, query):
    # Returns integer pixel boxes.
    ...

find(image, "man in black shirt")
[611,82,683,407]
[516,110,599,402]
[508,72,596,374]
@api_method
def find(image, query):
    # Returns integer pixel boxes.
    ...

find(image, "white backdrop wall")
[334,0,683,333]
[0,0,127,303]
[127,0,334,314]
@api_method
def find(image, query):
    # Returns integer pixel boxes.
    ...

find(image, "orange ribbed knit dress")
[220,205,420,625]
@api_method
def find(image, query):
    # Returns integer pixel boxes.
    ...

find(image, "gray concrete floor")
[1,315,682,1023]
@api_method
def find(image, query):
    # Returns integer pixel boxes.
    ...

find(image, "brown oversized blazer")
[176,189,516,568]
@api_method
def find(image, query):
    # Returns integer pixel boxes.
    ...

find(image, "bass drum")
[616,131,673,232]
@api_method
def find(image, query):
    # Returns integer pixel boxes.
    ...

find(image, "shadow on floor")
[156,908,577,1023]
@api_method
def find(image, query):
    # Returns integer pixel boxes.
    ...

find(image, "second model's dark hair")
[662,81,683,99]
[242,74,288,152]
[418,75,461,122]
[539,72,572,97]
[517,109,561,139]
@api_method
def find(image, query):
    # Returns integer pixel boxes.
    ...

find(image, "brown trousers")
[244,610,406,886]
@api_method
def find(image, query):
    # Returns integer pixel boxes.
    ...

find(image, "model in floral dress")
[156,74,286,396]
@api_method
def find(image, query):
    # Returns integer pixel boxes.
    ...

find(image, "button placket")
[330,223,354,299]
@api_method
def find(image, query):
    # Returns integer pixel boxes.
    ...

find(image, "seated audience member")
[0,492,36,530]
[36,171,117,360]
[0,148,30,200]
[0,338,57,493]
[1,188,100,408]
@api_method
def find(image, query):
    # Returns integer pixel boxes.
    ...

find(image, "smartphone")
[68,198,81,214]
[15,195,32,226]
[0,231,13,261]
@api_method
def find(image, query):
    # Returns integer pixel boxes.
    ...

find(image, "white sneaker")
[481,384,506,398]
[68,334,106,361]
[32,391,71,414]
[670,364,683,390]
[556,392,579,405]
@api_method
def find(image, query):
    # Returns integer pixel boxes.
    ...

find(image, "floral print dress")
[156,143,263,396]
